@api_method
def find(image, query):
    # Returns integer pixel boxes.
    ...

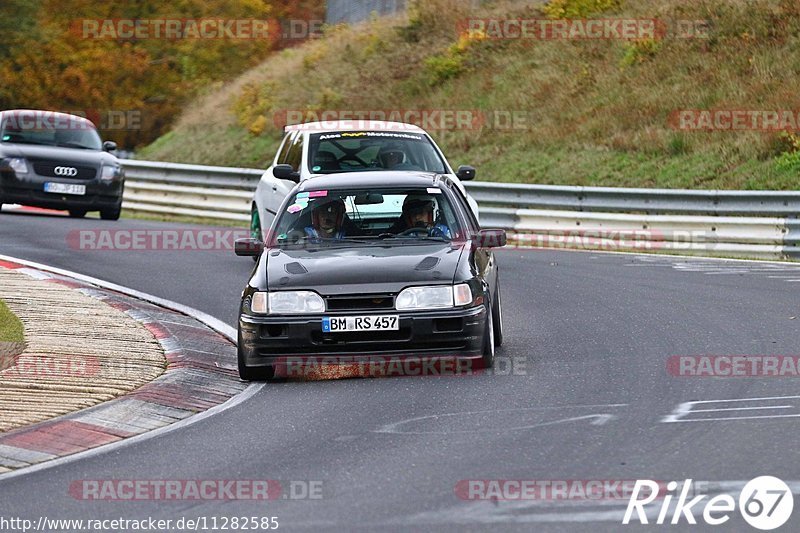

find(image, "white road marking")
[374,404,626,435]
[662,395,800,423]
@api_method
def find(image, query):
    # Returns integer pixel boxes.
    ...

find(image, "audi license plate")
[44,182,86,195]
[322,315,399,332]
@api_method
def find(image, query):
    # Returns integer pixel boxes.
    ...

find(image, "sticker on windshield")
[427,188,442,194]
[308,190,328,198]
[1,135,10,141]
[312,166,322,172]
[297,192,310,198]
[319,132,424,141]
[287,205,302,214]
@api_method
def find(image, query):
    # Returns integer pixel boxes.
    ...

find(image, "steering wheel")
[395,227,430,237]
[337,155,368,168]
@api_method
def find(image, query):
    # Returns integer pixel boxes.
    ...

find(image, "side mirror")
[235,238,264,257]
[456,165,476,181]
[273,164,300,183]
[474,229,506,248]
[103,141,117,152]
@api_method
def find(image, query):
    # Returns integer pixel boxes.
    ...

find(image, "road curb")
[0,259,247,472]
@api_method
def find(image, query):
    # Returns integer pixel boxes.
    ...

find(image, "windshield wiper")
[56,142,95,150]
[2,139,54,146]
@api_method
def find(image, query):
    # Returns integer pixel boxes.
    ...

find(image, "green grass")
[120,209,246,228]
[139,0,800,191]
[0,299,24,344]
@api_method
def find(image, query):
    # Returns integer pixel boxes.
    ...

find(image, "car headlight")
[268,291,325,314]
[100,164,121,180]
[250,292,269,314]
[3,157,29,176]
[396,283,473,310]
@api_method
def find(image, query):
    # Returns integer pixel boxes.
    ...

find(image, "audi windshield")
[307,131,447,174]
[0,113,103,151]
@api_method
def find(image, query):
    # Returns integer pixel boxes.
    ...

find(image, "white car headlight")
[268,291,325,314]
[6,157,29,175]
[100,164,121,180]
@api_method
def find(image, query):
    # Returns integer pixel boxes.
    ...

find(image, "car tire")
[237,332,274,381]
[492,283,504,347]
[482,303,495,369]
[68,209,87,218]
[100,203,122,221]
[250,204,262,262]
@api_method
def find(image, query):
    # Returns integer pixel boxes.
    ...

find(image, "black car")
[234,171,506,380]
[0,110,124,220]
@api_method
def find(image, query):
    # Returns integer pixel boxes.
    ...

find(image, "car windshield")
[307,131,447,174]
[0,114,102,150]
[271,186,464,246]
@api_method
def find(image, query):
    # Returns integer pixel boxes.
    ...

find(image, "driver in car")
[305,198,347,240]
[377,144,410,169]
[389,194,451,238]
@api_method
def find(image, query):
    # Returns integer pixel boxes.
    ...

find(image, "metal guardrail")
[119,160,799,260]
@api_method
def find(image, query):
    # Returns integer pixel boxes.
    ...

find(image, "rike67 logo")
[623,477,793,530]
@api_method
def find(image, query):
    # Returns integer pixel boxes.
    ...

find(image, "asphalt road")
[2,208,800,532]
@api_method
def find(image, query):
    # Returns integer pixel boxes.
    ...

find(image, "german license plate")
[322,315,399,332]
[44,182,86,195]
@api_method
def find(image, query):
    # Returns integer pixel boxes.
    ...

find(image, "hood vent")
[414,256,440,271]
[285,262,308,275]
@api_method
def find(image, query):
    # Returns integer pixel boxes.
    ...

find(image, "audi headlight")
[100,164,121,181]
[4,157,29,176]
[396,284,473,310]
[268,291,325,314]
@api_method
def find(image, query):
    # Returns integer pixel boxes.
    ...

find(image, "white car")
[249,120,480,242]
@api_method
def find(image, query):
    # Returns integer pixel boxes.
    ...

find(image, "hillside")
[140,0,800,189]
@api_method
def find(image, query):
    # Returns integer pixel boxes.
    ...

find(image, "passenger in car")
[305,198,348,240]
[313,150,340,172]
[388,194,451,238]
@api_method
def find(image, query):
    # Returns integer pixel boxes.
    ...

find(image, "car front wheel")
[237,332,274,381]
[482,304,495,369]
[100,203,121,221]
[492,284,504,347]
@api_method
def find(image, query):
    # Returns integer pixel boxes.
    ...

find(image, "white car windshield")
[307,131,447,174]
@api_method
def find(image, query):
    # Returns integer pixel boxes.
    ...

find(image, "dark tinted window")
[0,112,102,150]
[276,132,294,164]
[285,132,304,170]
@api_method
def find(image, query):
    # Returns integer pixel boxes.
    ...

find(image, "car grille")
[32,161,98,180]
[325,294,395,311]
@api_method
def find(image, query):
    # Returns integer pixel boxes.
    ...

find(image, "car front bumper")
[239,304,487,371]
[0,170,123,210]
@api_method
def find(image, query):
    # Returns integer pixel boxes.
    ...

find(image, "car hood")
[0,143,116,166]
[264,242,465,295]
